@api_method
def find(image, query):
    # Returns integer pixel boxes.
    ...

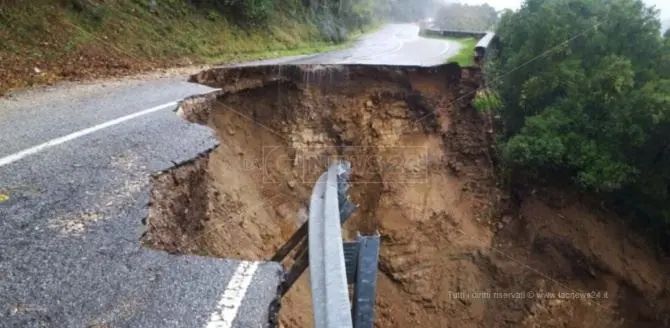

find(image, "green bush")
[188,0,390,34]
[66,0,110,24]
[491,0,670,239]
[473,90,502,113]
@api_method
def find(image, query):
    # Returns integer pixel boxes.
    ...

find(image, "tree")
[492,0,670,231]
[188,0,392,31]
[387,0,440,22]
[434,3,498,31]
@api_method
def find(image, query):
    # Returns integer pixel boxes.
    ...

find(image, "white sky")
[453,0,669,18]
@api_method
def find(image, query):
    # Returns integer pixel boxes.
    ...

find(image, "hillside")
[138,0,670,327]
[0,0,382,95]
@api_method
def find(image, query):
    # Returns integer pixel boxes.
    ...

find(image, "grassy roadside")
[0,0,371,95]
[444,38,478,66]
[417,33,479,66]
[227,22,383,63]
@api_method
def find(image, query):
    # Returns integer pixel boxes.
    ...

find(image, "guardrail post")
[350,233,380,328]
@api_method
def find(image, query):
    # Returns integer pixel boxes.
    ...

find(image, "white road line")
[388,32,405,54]
[438,42,453,58]
[205,261,259,328]
[0,101,178,167]
[423,41,454,65]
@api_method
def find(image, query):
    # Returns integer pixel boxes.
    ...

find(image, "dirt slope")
[142,64,670,327]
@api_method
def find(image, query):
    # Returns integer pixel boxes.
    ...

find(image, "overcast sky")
[456,0,669,18]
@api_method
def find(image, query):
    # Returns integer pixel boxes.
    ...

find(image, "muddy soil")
[142,64,670,328]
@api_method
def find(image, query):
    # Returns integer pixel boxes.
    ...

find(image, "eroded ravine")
[141,64,670,328]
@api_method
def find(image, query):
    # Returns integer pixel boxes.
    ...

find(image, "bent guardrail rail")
[474,32,496,63]
[270,161,380,328]
[309,162,354,327]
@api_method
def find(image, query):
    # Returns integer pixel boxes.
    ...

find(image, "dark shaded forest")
[190,0,442,38]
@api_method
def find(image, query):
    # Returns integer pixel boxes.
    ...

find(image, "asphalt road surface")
[0,24,461,328]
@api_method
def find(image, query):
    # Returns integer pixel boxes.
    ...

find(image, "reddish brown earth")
[142,64,670,328]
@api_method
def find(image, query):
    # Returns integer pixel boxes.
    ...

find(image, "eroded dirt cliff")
[142,64,670,328]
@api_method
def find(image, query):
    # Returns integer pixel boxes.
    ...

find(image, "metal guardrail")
[349,233,380,328]
[475,32,496,50]
[271,161,380,328]
[309,162,354,328]
[419,27,488,39]
[474,32,497,63]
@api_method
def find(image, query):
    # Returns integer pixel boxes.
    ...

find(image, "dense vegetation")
[434,3,498,31]
[190,0,441,35]
[388,0,441,22]
[488,0,670,246]
[189,0,392,42]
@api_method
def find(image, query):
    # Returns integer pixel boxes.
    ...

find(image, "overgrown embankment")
[446,37,478,66]
[0,0,377,94]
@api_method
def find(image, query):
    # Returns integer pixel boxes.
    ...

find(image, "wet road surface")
[0,23,461,328]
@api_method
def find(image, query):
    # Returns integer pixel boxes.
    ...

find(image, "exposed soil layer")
[143,64,670,328]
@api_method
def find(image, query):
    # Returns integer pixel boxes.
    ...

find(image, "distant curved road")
[244,23,461,66]
[0,24,459,328]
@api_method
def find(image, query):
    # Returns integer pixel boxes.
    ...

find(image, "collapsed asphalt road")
[0,24,460,328]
